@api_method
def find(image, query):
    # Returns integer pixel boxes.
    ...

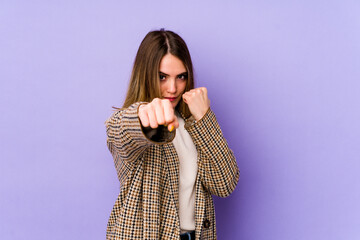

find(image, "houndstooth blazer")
[105,102,240,240]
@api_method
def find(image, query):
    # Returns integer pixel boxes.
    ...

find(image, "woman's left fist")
[182,87,210,121]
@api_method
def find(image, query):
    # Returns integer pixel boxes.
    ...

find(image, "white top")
[172,113,198,233]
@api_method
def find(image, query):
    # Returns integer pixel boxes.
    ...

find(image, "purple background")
[1,1,360,239]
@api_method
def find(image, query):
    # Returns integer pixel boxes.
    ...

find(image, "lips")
[164,97,177,102]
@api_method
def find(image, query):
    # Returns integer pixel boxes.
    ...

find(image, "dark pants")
[180,230,195,240]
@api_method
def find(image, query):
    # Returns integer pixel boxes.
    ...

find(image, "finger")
[147,105,158,129]
[189,88,197,93]
[138,105,150,127]
[182,92,193,104]
[154,99,165,125]
[163,99,175,124]
[200,87,207,95]
[187,91,196,100]
[187,89,196,95]
[197,88,206,100]
[172,117,179,128]
[168,116,179,132]
[182,93,188,104]
[182,91,192,99]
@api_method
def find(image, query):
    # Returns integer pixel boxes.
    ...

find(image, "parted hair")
[122,29,194,118]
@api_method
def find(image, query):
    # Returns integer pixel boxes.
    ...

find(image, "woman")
[105,29,239,240]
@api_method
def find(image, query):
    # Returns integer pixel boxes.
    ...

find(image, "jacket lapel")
[194,147,206,240]
[163,143,180,215]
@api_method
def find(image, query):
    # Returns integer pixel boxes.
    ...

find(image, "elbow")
[219,174,240,198]
[211,168,240,198]
[221,160,240,197]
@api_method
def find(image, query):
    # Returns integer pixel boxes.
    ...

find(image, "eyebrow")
[159,71,188,76]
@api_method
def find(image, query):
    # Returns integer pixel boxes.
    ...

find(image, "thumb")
[182,93,188,104]
[167,115,179,132]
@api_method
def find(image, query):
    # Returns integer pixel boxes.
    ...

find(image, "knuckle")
[157,114,165,123]
[140,104,148,111]
[150,121,158,128]
[147,106,153,113]
[153,98,162,106]
[162,99,171,107]
[165,114,174,123]
[138,111,145,119]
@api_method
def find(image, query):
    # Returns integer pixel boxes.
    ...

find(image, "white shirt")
[172,112,198,233]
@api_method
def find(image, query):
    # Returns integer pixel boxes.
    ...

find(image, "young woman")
[105,29,239,240]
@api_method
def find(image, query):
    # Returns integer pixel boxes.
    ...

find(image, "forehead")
[159,53,186,75]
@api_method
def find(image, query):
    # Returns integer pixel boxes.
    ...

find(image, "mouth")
[164,97,178,102]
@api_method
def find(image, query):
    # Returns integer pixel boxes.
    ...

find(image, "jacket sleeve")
[105,102,175,164]
[185,108,240,197]
[105,102,152,165]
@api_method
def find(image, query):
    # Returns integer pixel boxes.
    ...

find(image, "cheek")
[178,81,187,93]
[159,83,166,96]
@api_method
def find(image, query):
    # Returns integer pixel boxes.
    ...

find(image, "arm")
[185,108,240,197]
[182,87,240,197]
[105,101,176,165]
[105,102,153,164]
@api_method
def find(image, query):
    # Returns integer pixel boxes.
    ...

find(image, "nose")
[167,78,176,93]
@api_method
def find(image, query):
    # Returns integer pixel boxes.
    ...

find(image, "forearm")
[105,102,152,163]
[185,108,240,197]
[106,102,175,162]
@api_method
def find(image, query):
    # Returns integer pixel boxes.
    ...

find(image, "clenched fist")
[138,98,179,132]
[182,87,210,121]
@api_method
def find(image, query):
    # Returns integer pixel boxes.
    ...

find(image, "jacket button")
[203,219,211,229]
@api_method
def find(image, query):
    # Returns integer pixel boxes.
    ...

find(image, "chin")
[172,101,179,109]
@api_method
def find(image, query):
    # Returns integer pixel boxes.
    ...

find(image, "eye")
[159,74,166,81]
[177,74,188,80]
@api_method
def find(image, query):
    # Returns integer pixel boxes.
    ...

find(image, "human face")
[159,53,187,108]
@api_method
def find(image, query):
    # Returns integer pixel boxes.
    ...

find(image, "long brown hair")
[122,29,194,118]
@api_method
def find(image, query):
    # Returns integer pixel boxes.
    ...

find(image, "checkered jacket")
[105,102,240,239]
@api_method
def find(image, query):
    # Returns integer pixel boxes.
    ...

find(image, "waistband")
[180,230,195,240]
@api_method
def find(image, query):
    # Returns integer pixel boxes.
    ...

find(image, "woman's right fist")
[138,98,179,132]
